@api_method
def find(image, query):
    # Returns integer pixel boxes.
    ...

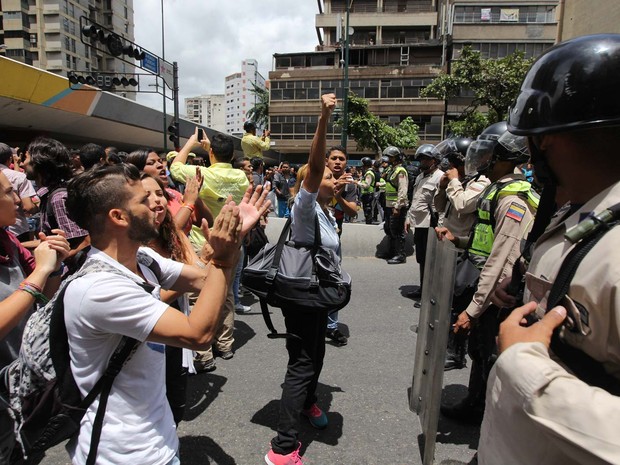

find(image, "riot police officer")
[379,146,408,264]
[438,123,539,423]
[478,34,620,464]
[359,157,377,224]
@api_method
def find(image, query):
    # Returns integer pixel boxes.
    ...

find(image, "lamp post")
[340,0,352,148]
[161,0,167,150]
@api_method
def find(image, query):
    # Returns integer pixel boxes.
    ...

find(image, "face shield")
[464,139,496,176]
[435,139,458,158]
[496,132,530,161]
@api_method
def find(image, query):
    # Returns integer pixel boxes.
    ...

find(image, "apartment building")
[225,59,267,137]
[185,94,225,133]
[1,0,135,88]
[269,0,446,160]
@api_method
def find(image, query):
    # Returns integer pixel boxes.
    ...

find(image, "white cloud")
[133,0,319,112]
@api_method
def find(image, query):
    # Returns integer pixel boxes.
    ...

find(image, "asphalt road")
[40,252,479,465]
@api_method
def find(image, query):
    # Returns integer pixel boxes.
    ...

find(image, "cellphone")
[197,128,205,140]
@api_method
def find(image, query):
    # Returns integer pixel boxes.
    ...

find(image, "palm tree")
[246,82,269,129]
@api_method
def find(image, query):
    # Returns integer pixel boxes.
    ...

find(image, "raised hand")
[237,184,271,237]
[205,205,242,267]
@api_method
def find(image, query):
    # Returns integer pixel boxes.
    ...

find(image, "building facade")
[269,0,445,161]
[225,58,267,137]
[185,94,225,133]
[1,0,136,94]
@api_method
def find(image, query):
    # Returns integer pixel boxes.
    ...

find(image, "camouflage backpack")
[4,252,159,463]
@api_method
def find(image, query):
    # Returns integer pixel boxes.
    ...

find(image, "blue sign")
[142,52,159,75]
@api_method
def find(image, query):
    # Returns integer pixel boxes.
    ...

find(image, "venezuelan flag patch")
[506,202,526,222]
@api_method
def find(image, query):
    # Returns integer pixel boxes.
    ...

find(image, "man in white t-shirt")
[64,164,269,465]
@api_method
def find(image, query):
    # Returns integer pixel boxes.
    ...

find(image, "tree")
[246,82,269,129]
[421,46,534,137]
[344,92,419,154]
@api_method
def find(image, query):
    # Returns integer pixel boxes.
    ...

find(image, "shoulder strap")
[544,202,620,395]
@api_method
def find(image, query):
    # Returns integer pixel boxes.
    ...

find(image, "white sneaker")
[235,303,251,313]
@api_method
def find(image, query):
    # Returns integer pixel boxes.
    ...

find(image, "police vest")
[469,180,539,261]
[385,166,407,203]
[362,169,376,194]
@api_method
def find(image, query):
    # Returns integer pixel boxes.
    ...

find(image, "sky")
[133,0,320,112]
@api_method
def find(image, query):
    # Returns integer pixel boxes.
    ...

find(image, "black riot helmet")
[435,136,473,166]
[464,121,508,175]
[495,132,530,164]
[414,144,440,161]
[361,157,373,167]
[382,146,403,161]
[508,34,620,136]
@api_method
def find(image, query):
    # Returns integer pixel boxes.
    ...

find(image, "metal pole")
[340,0,351,148]
[161,0,167,151]
[173,61,180,150]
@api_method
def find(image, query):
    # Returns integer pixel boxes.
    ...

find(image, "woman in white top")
[265,94,341,465]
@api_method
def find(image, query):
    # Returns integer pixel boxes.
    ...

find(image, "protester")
[265,93,341,465]
[0,170,69,463]
[241,121,271,159]
[61,163,268,465]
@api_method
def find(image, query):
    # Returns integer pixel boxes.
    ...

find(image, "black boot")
[444,331,467,371]
[387,255,406,264]
[440,396,484,425]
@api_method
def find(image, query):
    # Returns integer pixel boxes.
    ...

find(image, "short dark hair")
[79,143,106,170]
[326,145,348,159]
[66,163,140,236]
[0,143,12,165]
[251,157,264,170]
[125,148,156,171]
[210,134,234,163]
[244,121,256,133]
[27,137,74,188]
[233,156,250,169]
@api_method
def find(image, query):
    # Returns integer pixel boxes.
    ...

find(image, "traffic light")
[80,18,146,62]
[68,72,139,90]
[168,120,179,147]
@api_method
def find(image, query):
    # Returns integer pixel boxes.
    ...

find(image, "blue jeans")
[165,453,181,465]
[327,311,339,330]
[277,199,290,218]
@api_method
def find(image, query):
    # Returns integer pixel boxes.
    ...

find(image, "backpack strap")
[52,254,162,463]
[544,202,620,395]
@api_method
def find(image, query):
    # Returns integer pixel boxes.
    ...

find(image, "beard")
[127,210,159,244]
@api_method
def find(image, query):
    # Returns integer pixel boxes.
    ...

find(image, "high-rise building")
[1,0,135,91]
[225,59,266,136]
[185,94,225,133]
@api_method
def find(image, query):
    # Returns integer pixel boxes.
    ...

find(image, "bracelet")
[18,282,49,304]
[181,203,195,213]
[210,259,234,269]
[49,264,65,277]
[20,280,42,293]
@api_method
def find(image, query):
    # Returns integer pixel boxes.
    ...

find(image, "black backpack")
[3,252,160,464]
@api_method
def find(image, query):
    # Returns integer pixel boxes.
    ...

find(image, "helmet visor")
[465,140,495,176]
[435,139,458,157]
[497,132,529,158]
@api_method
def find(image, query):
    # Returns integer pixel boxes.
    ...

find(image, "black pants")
[383,208,407,257]
[413,228,429,288]
[466,307,500,406]
[272,309,329,454]
[361,193,374,224]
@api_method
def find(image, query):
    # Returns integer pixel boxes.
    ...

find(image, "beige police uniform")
[465,173,536,319]
[479,180,620,465]
[434,175,490,240]
[407,169,444,228]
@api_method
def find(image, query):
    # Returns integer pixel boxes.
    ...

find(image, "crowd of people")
[0,33,619,465]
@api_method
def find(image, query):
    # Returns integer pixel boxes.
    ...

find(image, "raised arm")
[304,93,337,193]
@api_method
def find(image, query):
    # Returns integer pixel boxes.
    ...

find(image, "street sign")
[142,51,159,75]
[159,59,174,89]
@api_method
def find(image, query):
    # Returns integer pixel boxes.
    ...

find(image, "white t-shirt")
[64,247,183,465]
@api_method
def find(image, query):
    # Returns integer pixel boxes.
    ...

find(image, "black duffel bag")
[242,215,351,338]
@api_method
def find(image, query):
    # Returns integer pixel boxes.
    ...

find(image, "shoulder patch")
[506,202,526,222]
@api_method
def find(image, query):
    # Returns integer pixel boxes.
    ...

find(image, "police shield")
[410,230,457,465]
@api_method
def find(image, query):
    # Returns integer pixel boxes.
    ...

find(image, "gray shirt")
[291,187,340,256]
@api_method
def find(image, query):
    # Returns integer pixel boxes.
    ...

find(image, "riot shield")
[410,229,457,465]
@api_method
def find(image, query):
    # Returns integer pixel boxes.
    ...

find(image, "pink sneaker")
[265,442,305,465]
[302,403,328,429]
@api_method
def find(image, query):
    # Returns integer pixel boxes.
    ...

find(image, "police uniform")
[360,168,376,224]
[382,163,408,261]
[434,175,491,241]
[479,180,620,465]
